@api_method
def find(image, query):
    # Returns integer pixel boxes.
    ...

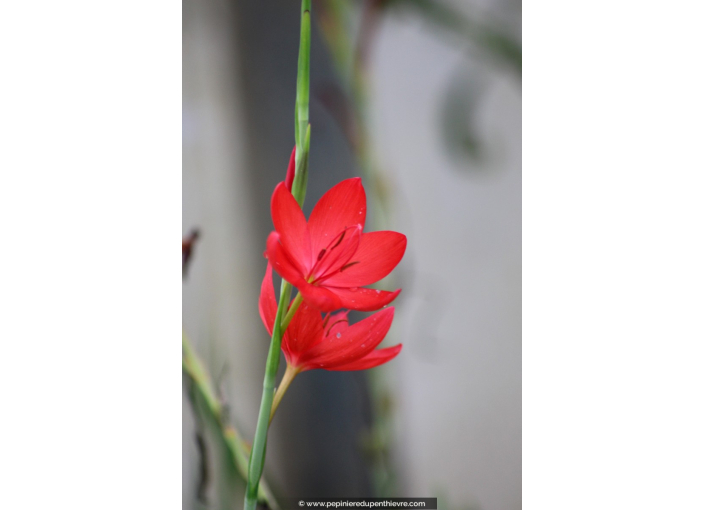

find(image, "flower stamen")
[339,261,360,272]
[309,225,360,282]
[325,318,349,337]
[330,229,346,249]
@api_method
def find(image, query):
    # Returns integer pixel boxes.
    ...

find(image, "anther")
[340,261,360,272]
[326,319,349,337]
[330,229,346,250]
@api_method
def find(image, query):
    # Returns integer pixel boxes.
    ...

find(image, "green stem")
[270,363,301,424]
[244,3,312,509]
[291,124,311,208]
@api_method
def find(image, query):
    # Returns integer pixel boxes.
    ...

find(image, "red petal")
[327,344,402,371]
[271,183,312,274]
[297,279,343,312]
[258,263,277,336]
[299,307,395,368]
[324,231,407,287]
[328,287,401,312]
[284,301,324,365]
[308,178,367,255]
[284,146,296,191]
[266,231,306,286]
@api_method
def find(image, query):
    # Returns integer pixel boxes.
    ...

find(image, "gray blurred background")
[183,0,520,509]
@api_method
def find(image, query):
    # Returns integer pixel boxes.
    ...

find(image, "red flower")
[265,177,406,312]
[259,264,402,372]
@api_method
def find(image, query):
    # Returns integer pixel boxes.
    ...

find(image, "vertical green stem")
[244,2,312,509]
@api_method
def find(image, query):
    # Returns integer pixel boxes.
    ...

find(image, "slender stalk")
[270,364,301,424]
[244,3,312,509]
[291,125,311,208]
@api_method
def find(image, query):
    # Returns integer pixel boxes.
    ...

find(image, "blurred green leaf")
[440,68,487,165]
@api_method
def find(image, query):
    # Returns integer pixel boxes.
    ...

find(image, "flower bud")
[285,146,296,191]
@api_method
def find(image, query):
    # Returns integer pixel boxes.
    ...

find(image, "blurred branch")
[385,0,521,76]
[194,429,210,503]
[183,332,279,509]
[316,0,394,225]
[315,0,402,495]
